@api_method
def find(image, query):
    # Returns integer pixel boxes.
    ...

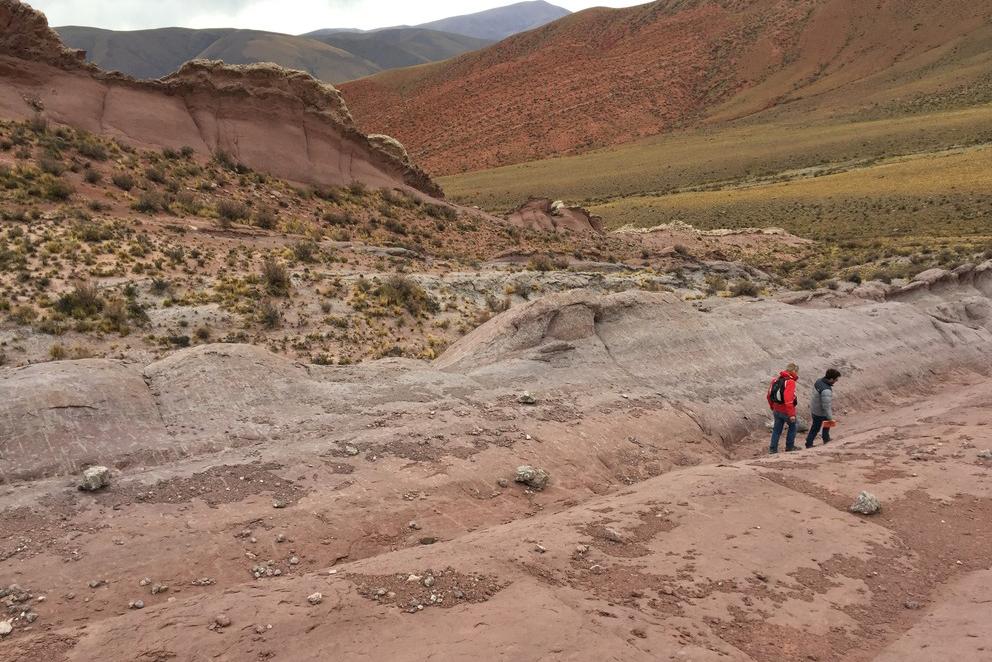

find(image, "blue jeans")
[770,411,797,452]
[805,415,831,447]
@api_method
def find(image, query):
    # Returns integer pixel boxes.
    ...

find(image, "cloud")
[30,0,645,34]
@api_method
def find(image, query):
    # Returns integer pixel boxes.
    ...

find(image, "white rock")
[79,466,111,491]
[850,491,881,515]
[307,592,323,605]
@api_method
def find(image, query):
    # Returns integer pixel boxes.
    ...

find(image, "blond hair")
[786,363,799,373]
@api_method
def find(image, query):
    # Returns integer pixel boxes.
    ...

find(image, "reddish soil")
[1,372,990,660]
[340,0,992,174]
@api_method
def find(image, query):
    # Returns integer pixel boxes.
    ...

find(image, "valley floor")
[2,366,990,661]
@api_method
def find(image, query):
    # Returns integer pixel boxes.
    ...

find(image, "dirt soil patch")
[349,567,507,613]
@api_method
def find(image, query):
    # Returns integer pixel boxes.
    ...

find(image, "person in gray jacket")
[806,368,841,448]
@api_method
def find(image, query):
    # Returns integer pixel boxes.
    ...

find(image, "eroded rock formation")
[0,0,441,196]
[4,262,991,481]
[506,198,604,233]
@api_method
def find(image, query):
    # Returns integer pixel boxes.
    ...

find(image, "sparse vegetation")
[261,258,291,296]
[730,280,760,297]
[112,172,136,191]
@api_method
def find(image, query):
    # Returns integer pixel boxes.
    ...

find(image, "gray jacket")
[811,378,834,419]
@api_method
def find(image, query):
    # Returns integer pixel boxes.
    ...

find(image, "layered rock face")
[0,0,440,196]
[3,263,991,480]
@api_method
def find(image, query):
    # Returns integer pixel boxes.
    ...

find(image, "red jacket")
[767,371,798,417]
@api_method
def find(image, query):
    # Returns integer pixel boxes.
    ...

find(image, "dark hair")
[825,368,842,380]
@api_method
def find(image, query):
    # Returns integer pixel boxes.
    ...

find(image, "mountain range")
[339,0,992,174]
[55,1,570,82]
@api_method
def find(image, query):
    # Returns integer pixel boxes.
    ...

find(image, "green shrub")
[253,207,278,230]
[54,282,103,318]
[292,240,319,263]
[261,258,290,295]
[374,275,438,316]
[145,166,166,184]
[28,113,48,134]
[74,221,114,242]
[424,203,457,221]
[730,280,760,297]
[258,299,281,328]
[112,172,135,191]
[39,156,65,175]
[77,139,108,161]
[528,255,554,272]
[383,218,407,235]
[216,199,249,224]
[324,210,355,226]
[314,186,344,203]
[133,190,168,213]
[43,178,74,201]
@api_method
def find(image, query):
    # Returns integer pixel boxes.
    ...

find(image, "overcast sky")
[30,0,647,34]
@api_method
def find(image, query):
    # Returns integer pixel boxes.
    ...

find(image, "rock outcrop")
[0,0,441,197]
[4,263,991,481]
[506,198,604,234]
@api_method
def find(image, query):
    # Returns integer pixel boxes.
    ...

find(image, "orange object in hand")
[823,420,837,429]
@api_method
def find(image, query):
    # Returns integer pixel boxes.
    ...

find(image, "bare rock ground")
[1,264,991,660]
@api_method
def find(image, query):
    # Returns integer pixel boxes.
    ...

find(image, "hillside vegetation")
[441,104,992,286]
[440,106,992,213]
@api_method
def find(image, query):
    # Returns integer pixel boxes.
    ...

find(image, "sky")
[29,0,648,34]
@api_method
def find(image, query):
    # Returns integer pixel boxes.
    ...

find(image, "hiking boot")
[785,447,798,452]
[768,449,778,455]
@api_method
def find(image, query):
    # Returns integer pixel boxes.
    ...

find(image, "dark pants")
[805,415,831,447]
[770,411,797,453]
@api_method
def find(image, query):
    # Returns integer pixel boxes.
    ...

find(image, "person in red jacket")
[767,363,800,454]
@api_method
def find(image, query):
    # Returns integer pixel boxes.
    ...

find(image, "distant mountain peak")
[416,1,571,41]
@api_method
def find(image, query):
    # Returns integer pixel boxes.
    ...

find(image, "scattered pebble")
[128,600,145,610]
[307,592,323,605]
[603,527,625,544]
[518,392,537,405]
[214,614,232,628]
[0,620,12,637]
[514,465,550,491]
[850,491,882,515]
[79,466,111,492]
